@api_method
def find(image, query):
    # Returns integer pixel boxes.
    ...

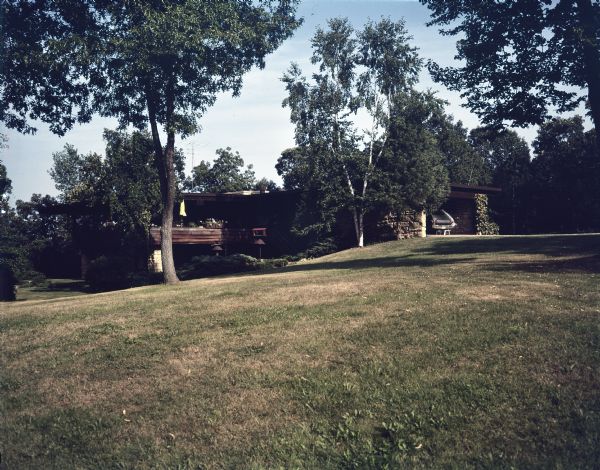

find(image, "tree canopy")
[186,147,256,193]
[281,18,450,247]
[420,0,600,145]
[2,0,301,283]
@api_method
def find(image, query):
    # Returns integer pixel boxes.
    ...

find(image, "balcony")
[149,227,267,247]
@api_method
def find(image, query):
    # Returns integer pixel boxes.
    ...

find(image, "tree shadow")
[484,254,600,275]
[16,279,89,301]
[417,234,600,258]
[278,255,478,274]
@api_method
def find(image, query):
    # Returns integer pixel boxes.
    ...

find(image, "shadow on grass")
[16,279,89,301]
[272,235,600,277]
[417,234,600,258]
[278,255,478,274]
[484,255,600,275]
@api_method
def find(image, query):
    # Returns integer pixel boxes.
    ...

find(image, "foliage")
[420,0,600,145]
[178,254,288,280]
[281,17,444,247]
[185,147,256,193]
[433,118,490,185]
[2,0,302,284]
[299,238,338,259]
[0,161,44,280]
[0,158,11,200]
[48,131,184,267]
[376,90,449,215]
[0,263,17,301]
[470,128,531,234]
[276,147,311,191]
[85,255,163,292]
[529,117,600,232]
[254,178,280,192]
[85,256,132,292]
[475,194,500,235]
[14,194,80,278]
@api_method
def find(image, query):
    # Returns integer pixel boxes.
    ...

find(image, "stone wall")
[377,210,426,240]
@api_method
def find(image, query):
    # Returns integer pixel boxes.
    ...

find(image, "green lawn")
[16,278,88,302]
[1,235,599,468]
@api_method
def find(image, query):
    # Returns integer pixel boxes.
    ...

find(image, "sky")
[1,0,538,203]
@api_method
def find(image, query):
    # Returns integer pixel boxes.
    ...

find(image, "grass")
[1,234,599,468]
[16,278,88,301]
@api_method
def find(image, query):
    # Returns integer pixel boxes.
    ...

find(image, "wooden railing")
[149,227,267,247]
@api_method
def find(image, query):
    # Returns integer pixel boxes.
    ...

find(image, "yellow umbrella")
[179,200,187,217]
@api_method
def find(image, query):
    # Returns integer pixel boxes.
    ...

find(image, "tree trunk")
[351,208,364,248]
[159,134,179,284]
[357,211,364,247]
[577,0,600,150]
[146,84,179,284]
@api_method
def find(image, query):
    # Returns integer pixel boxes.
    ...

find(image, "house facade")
[148,184,500,272]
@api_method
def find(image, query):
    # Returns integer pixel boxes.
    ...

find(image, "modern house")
[148,184,500,271]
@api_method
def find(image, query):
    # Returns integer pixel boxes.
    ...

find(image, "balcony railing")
[149,227,267,247]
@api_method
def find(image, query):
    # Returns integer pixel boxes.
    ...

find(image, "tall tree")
[420,0,600,147]
[469,128,531,234]
[186,147,256,193]
[377,90,449,217]
[530,117,599,232]
[282,17,423,247]
[2,0,301,283]
[430,117,489,186]
[49,131,184,265]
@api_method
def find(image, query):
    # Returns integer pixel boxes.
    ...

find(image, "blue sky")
[1,0,531,203]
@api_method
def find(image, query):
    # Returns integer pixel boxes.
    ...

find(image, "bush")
[178,254,289,280]
[129,271,164,287]
[179,254,260,280]
[299,238,338,259]
[260,258,289,269]
[0,264,17,301]
[85,256,132,292]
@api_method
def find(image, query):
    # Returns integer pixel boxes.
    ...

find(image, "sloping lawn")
[1,235,599,468]
[15,279,88,302]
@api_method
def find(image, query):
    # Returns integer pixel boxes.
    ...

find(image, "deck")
[149,227,266,247]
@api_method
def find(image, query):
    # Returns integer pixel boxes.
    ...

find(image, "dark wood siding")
[149,227,266,247]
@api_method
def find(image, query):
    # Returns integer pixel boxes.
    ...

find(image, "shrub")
[178,254,289,280]
[85,256,132,292]
[178,254,260,280]
[299,238,338,259]
[475,194,500,235]
[260,258,289,269]
[0,263,17,301]
[129,271,164,287]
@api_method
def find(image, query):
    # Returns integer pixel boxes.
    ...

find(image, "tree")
[432,117,490,186]
[2,0,301,283]
[254,178,280,192]
[420,0,600,146]
[14,194,80,278]
[282,18,424,247]
[376,90,449,217]
[0,159,11,206]
[49,131,184,266]
[530,117,599,232]
[0,159,33,280]
[469,128,531,234]
[186,147,256,193]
